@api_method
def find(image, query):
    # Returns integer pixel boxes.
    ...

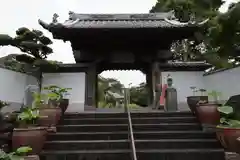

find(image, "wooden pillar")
[146,69,153,106]
[85,65,97,107]
[152,62,162,108]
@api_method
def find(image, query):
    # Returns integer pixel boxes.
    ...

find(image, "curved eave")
[38,19,208,40]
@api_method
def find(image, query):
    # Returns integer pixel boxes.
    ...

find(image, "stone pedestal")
[165,87,178,111]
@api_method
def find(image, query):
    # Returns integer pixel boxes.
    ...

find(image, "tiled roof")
[159,61,212,71]
[39,11,208,30]
[61,20,182,29]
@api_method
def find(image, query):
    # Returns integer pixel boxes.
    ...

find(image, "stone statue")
[165,74,178,112]
[167,74,173,87]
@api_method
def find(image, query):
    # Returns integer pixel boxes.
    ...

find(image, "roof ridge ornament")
[52,13,59,23]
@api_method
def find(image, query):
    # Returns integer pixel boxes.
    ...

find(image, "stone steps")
[60,117,197,125]
[40,149,224,160]
[62,111,193,119]
[47,131,216,141]
[43,139,220,150]
[56,123,201,132]
[40,112,225,160]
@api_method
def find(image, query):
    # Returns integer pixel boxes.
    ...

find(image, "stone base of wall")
[1,102,22,113]
[226,152,240,160]
[177,102,190,111]
[65,103,85,113]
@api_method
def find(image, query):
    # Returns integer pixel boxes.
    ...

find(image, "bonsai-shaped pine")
[0,27,58,69]
[0,146,32,160]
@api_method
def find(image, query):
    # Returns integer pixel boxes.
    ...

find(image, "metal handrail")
[124,88,137,160]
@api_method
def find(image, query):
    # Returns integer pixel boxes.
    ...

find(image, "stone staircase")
[40,111,225,160]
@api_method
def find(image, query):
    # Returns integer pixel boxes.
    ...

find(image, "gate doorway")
[98,70,148,110]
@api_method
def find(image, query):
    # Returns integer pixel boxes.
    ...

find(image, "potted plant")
[208,90,222,105]
[196,100,220,130]
[44,85,71,113]
[216,105,240,153]
[195,90,223,130]
[187,87,208,114]
[0,146,39,160]
[12,106,47,154]
[35,91,62,128]
[0,100,14,153]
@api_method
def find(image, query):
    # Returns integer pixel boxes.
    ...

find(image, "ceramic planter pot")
[59,99,69,113]
[12,127,47,154]
[37,107,62,127]
[48,99,59,107]
[216,128,227,149]
[216,127,240,153]
[196,103,220,126]
[21,155,40,160]
[187,96,208,114]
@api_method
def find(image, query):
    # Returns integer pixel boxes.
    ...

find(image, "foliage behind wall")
[97,76,148,107]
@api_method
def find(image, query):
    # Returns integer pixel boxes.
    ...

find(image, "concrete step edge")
[45,139,218,143]
[57,123,199,127]
[62,117,196,121]
[48,130,210,136]
[41,148,224,154]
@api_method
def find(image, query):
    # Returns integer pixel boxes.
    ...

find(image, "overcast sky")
[0,0,237,87]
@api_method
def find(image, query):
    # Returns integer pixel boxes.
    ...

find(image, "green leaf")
[228,119,240,127]
[16,146,32,155]
[220,117,227,124]
[48,92,60,100]
[217,106,233,114]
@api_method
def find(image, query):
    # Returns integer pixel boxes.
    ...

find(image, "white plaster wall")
[203,67,240,101]
[162,71,205,102]
[162,71,205,110]
[41,72,86,112]
[0,68,39,112]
